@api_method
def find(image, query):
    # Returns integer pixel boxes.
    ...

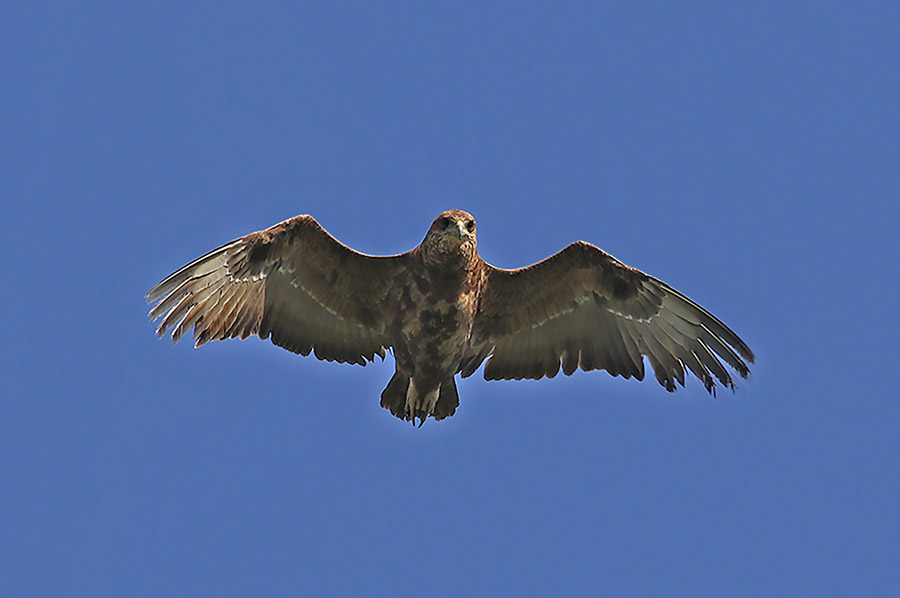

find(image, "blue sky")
[2,2,899,596]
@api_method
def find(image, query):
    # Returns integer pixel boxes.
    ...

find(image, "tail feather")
[380,371,410,420]
[433,378,459,421]
[379,372,460,423]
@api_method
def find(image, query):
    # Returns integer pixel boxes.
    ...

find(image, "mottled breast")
[397,265,480,382]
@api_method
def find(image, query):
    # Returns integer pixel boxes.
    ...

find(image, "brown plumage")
[147,210,754,425]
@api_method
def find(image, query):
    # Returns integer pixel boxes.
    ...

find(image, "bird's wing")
[463,242,754,393]
[147,215,404,364]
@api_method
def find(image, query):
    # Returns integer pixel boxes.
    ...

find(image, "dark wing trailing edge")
[147,215,404,365]
[464,241,754,394]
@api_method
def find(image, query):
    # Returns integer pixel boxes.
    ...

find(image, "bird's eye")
[466,220,475,232]
[439,217,452,228]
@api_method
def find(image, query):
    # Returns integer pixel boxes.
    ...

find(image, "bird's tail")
[380,371,411,420]
[434,378,459,421]
[380,372,459,424]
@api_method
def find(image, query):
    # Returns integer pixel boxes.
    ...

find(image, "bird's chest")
[395,268,479,374]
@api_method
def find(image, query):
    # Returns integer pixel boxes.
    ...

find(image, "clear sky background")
[3,2,899,596]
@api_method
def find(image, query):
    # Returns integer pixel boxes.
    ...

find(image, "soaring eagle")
[148,210,753,425]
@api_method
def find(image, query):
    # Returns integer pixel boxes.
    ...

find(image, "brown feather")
[468,241,753,395]
[148,214,399,365]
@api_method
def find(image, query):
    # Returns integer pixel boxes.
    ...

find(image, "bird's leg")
[420,386,440,420]
[405,380,419,424]
[405,379,440,427]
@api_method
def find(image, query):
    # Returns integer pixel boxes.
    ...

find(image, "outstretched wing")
[464,242,754,393]
[147,215,404,365]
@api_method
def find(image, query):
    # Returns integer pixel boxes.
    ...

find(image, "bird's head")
[422,209,477,261]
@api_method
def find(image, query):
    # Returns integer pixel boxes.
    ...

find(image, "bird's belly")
[396,299,474,383]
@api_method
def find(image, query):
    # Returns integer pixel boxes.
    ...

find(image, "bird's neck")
[416,243,479,289]
[420,238,476,268]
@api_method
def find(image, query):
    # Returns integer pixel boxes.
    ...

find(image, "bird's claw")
[404,387,437,427]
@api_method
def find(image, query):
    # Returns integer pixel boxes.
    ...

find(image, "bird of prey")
[148,210,753,425]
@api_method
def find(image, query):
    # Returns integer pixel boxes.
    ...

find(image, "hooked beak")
[444,219,469,240]
[440,217,474,242]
